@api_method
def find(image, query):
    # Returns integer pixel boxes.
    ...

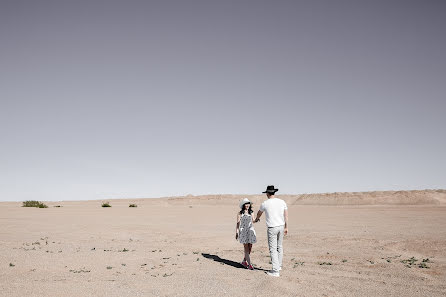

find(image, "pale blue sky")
[1,0,445,201]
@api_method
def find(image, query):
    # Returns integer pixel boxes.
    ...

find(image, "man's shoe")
[248,264,254,270]
[266,270,280,277]
[241,260,248,269]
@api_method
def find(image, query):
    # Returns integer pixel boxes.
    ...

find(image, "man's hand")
[284,227,288,235]
[235,232,239,240]
[255,210,263,223]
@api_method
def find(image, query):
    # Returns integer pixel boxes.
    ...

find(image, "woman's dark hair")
[239,203,253,215]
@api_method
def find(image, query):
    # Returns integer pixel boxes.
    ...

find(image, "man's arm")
[254,210,263,223]
[284,209,288,235]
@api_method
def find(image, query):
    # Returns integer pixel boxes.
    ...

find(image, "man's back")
[260,198,288,227]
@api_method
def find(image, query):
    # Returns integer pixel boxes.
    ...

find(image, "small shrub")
[129,204,137,208]
[101,202,111,207]
[106,266,113,270]
[69,268,90,273]
[400,257,431,268]
[293,261,305,268]
[401,257,417,267]
[22,201,48,208]
[9,263,15,267]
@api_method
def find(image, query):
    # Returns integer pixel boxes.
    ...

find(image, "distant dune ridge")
[164,189,446,207]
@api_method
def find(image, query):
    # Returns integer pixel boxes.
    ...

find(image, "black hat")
[262,185,278,193]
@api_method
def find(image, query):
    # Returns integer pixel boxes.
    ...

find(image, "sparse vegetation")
[293,261,305,268]
[101,202,111,207]
[53,205,62,207]
[401,257,417,267]
[106,266,113,270]
[341,259,348,263]
[318,262,332,265]
[129,204,137,207]
[22,200,48,208]
[69,268,90,273]
[400,257,432,268]
[9,263,15,267]
[382,255,401,263]
[118,248,129,252]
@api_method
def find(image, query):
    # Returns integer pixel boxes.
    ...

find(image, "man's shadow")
[201,253,267,271]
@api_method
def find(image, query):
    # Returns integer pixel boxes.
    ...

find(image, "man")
[254,185,288,277]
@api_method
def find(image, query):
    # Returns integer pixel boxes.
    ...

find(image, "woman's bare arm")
[236,213,241,239]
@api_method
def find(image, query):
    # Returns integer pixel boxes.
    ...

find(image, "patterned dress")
[239,213,257,244]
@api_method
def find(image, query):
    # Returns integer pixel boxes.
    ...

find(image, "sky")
[1,0,445,201]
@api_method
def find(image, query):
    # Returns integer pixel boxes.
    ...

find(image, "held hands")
[235,232,239,240]
[284,227,288,235]
[254,218,260,223]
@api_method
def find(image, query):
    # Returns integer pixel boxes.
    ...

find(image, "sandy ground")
[1,191,445,297]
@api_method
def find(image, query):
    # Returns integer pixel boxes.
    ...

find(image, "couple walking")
[235,185,288,277]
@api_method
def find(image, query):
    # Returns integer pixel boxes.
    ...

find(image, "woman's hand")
[235,232,239,240]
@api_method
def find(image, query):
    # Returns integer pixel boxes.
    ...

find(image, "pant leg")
[277,225,284,268]
[267,226,280,273]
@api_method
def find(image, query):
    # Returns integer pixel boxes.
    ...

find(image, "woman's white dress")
[239,213,257,244]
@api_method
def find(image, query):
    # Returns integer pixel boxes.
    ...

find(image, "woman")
[236,198,257,270]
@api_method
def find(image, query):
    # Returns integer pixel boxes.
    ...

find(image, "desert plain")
[1,190,445,297]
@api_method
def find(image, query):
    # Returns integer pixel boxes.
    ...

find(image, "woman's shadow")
[201,253,267,271]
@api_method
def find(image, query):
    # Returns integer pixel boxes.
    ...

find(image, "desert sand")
[1,190,445,297]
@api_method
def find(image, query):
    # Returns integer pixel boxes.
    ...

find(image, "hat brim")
[262,189,278,193]
[239,200,251,209]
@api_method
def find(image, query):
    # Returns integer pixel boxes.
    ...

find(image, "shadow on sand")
[201,253,268,271]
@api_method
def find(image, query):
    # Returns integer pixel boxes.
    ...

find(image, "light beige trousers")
[267,225,284,273]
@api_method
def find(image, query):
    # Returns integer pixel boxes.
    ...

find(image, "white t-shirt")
[259,198,288,227]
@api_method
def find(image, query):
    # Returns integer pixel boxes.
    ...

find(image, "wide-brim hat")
[262,185,278,193]
[239,198,251,209]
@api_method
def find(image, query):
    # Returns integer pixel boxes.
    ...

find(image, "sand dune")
[1,190,445,296]
[165,189,446,206]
